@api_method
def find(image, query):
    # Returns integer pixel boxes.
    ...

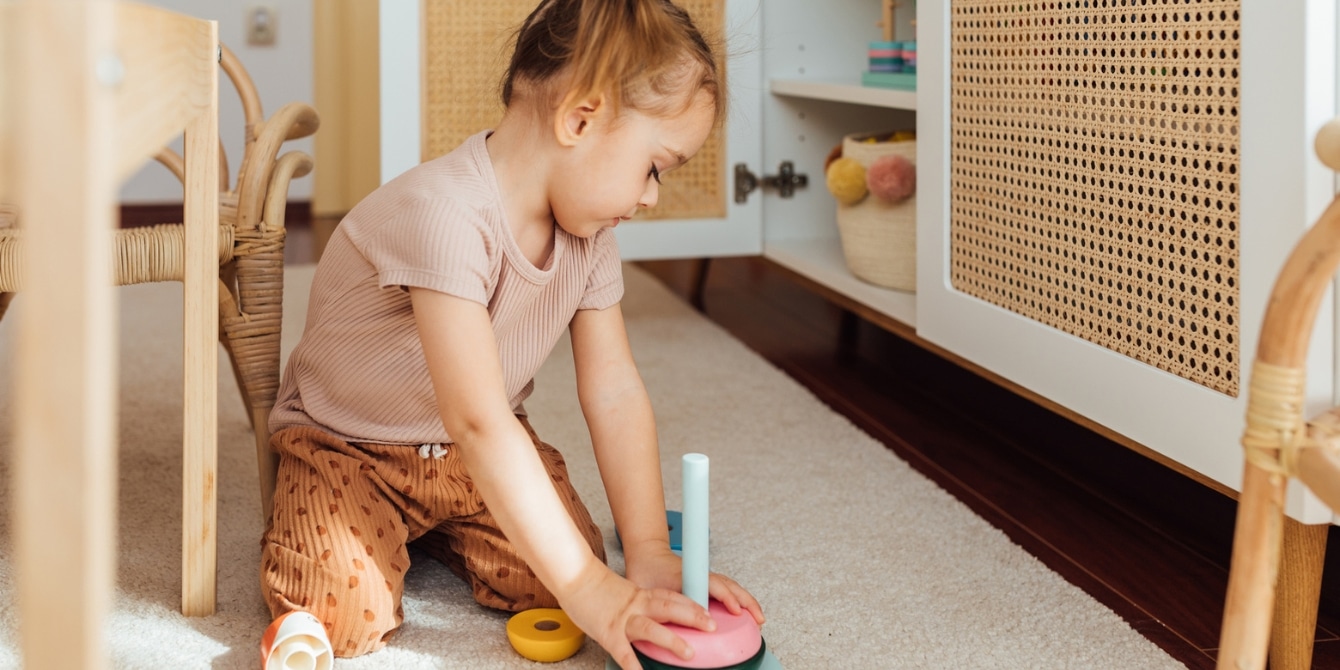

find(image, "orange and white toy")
[261,611,334,670]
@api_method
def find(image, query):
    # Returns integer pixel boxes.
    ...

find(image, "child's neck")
[486,117,558,269]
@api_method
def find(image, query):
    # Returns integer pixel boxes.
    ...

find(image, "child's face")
[549,92,716,238]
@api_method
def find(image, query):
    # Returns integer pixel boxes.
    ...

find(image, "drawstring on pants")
[418,443,448,460]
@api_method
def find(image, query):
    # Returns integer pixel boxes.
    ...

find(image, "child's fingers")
[707,574,743,613]
[625,616,694,662]
[724,578,763,622]
[640,588,717,632]
[735,587,765,624]
[708,574,765,624]
[617,589,716,665]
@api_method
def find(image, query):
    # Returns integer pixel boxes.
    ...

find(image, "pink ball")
[866,154,916,203]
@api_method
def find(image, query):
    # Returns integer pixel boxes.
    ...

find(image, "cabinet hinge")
[734,161,809,203]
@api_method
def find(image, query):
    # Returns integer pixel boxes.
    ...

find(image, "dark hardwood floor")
[636,256,1340,670]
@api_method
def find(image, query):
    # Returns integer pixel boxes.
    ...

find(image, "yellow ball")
[507,608,585,663]
[826,157,868,206]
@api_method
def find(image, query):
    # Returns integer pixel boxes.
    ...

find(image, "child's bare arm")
[569,305,671,567]
[569,305,764,625]
[409,287,713,670]
[410,287,591,587]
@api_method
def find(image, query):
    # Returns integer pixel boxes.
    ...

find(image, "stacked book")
[863,39,917,90]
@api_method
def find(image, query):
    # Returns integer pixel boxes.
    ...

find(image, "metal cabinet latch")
[734,161,809,203]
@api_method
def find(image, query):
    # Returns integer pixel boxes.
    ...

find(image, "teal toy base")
[861,71,916,90]
[606,650,782,669]
[615,509,685,556]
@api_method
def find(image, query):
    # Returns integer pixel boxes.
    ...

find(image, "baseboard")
[119,200,312,229]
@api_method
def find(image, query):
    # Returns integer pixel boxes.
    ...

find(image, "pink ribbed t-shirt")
[269,131,624,445]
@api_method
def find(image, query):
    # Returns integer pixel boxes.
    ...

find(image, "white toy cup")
[261,611,333,670]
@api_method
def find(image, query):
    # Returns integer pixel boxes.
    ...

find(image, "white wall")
[119,0,314,202]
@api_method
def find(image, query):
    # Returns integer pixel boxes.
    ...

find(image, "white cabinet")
[916,0,1338,522]
[380,0,1339,520]
[749,0,922,328]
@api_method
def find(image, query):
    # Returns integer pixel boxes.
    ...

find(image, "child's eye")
[649,164,662,184]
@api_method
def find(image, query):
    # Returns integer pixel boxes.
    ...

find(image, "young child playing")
[258,0,764,667]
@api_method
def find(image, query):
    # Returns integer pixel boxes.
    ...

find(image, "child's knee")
[471,573,560,612]
[325,600,402,658]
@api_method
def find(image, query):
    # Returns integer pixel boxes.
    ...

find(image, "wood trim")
[312,0,380,217]
[760,257,1240,501]
[119,200,311,228]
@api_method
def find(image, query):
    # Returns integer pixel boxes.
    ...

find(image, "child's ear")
[553,94,605,147]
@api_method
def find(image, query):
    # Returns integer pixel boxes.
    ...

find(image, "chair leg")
[1268,520,1328,670]
[252,407,278,521]
[1218,463,1289,670]
[181,64,221,617]
[220,333,278,520]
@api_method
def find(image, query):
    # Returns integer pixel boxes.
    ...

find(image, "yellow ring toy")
[507,608,585,663]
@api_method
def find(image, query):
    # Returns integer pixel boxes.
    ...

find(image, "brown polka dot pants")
[260,419,605,658]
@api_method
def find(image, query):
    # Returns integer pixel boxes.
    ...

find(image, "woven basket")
[834,131,916,291]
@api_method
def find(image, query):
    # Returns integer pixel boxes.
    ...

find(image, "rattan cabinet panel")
[919,0,1337,519]
[948,0,1242,396]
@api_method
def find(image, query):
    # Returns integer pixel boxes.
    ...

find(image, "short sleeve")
[577,229,624,310]
[348,195,494,305]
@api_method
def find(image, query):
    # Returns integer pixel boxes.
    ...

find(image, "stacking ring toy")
[507,608,585,663]
[632,599,764,670]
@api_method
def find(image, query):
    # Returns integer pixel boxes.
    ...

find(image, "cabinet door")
[378,0,764,261]
[756,0,921,326]
[916,0,1338,520]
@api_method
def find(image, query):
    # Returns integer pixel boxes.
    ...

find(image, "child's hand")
[625,545,766,626]
[559,562,716,670]
[705,571,766,626]
[623,543,684,592]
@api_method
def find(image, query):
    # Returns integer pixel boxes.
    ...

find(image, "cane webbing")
[949,0,1242,395]
[421,0,520,162]
[421,0,726,221]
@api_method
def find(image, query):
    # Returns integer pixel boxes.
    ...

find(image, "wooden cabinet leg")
[1269,519,1328,670]
[690,257,712,311]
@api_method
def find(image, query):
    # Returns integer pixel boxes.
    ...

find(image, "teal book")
[861,71,917,90]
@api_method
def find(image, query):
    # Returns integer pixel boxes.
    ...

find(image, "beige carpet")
[0,264,1187,669]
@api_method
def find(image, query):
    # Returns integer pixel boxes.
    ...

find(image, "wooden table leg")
[13,3,118,666]
[1269,519,1328,670]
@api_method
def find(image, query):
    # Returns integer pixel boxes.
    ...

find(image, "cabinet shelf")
[763,236,916,328]
[770,78,917,110]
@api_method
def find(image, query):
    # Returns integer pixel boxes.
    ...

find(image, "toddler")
[259,0,764,668]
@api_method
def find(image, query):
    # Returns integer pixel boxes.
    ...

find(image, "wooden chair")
[4,1,217,661]
[1217,119,1340,669]
[4,4,239,657]
[0,44,316,524]
[137,43,315,521]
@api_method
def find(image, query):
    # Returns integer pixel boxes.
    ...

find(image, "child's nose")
[639,179,660,210]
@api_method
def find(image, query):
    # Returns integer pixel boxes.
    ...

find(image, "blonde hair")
[501,0,724,122]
